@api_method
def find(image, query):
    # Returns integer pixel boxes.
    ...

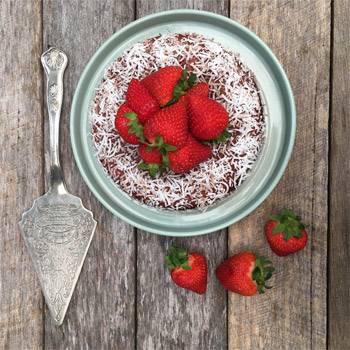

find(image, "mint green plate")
[70,9,296,236]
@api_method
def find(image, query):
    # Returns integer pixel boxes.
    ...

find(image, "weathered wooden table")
[1,0,349,349]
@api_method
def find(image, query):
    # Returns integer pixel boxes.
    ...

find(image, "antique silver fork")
[19,48,96,326]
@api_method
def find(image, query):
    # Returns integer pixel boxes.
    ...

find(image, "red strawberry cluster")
[114,66,229,177]
[165,209,308,296]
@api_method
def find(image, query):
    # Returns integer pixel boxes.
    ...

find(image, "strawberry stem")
[252,256,274,294]
[203,129,231,145]
[137,162,160,178]
[269,209,306,241]
[163,68,197,107]
[165,246,191,271]
[125,112,145,142]
[138,136,177,178]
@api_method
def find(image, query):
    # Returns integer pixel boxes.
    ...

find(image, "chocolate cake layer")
[90,33,265,210]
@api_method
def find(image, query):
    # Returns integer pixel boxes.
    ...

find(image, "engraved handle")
[41,48,68,194]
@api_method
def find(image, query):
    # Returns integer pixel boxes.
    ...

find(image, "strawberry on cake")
[91,33,265,210]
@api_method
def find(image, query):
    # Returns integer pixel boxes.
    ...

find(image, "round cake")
[90,33,265,210]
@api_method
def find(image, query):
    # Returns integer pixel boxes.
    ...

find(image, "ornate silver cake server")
[19,48,96,326]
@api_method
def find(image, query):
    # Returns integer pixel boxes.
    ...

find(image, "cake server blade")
[19,48,96,326]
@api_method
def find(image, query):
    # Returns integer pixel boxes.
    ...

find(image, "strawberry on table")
[188,94,229,141]
[265,209,308,256]
[216,252,274,296]
[115,103,144,144]
[126,79,159,124]
[142,66,196,106]
[144,101,189,149]
[168,135,212,173]
[165,245,208,294]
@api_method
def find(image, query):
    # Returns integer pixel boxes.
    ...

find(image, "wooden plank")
[228,1,329,349]
[329,0,350,348]
[0,1,44,349]
[42,1,136,349]
[136,232,227,350]
[136,2,229,350]
[136,0,229,16]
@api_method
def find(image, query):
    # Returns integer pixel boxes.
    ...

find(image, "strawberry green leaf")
[155,135,163,146]
[178,250,187,259]
[145,135,176,174]
[172,256,181,266]
[163,68,197,107]
[272,223,285,234]
[252,256,274,294]
[173,85,185,96]
[163,97,178,107]
[125,112,145,142]
[137,162,160,178]
[180,68,187,80]
[164,144,177,152]
[215,129,231,143]
[181,263,191,270]
[137,162,149,171]
[281,208,297,218]
[148,164,159,178]
[159,148,167,156]
[162,154,169,168]
[164,256,175,270]
[293,231,302,239]
[187,73,197,87]
[252,268,260,282]
[165,245,192,271]
[269,209,306,241]
[203,129,231,145]
[125,112,137,120]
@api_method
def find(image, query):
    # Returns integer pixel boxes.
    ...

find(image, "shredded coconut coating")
[90,33,266,210]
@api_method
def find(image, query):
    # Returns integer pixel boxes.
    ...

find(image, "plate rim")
[70,9,296,236]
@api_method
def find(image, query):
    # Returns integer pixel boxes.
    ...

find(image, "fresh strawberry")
[126,79,159,124]
[142,66,183,106]
[168,135,212,173]
[188,82,209,97]
[139,144,162,164]
[180,82,209,106]
[115,103,144,144]
[165,246,208,294]
[265,209,308,256]
[188,95,229,141]
[144,101,189,149]
[137,144,164,178]
[142,67,196,106]
[216,252,274,296]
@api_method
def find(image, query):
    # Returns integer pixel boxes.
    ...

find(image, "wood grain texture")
[0,1,44,349]
[136,232,227,350]
[136,2,228,350]
[42,1,136,349]
[329,0,350,348]
[0,1,337,349]
[136,0,229,16]
[228,1,329,349]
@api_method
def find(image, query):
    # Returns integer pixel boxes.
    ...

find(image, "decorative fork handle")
[41,48,68,194]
